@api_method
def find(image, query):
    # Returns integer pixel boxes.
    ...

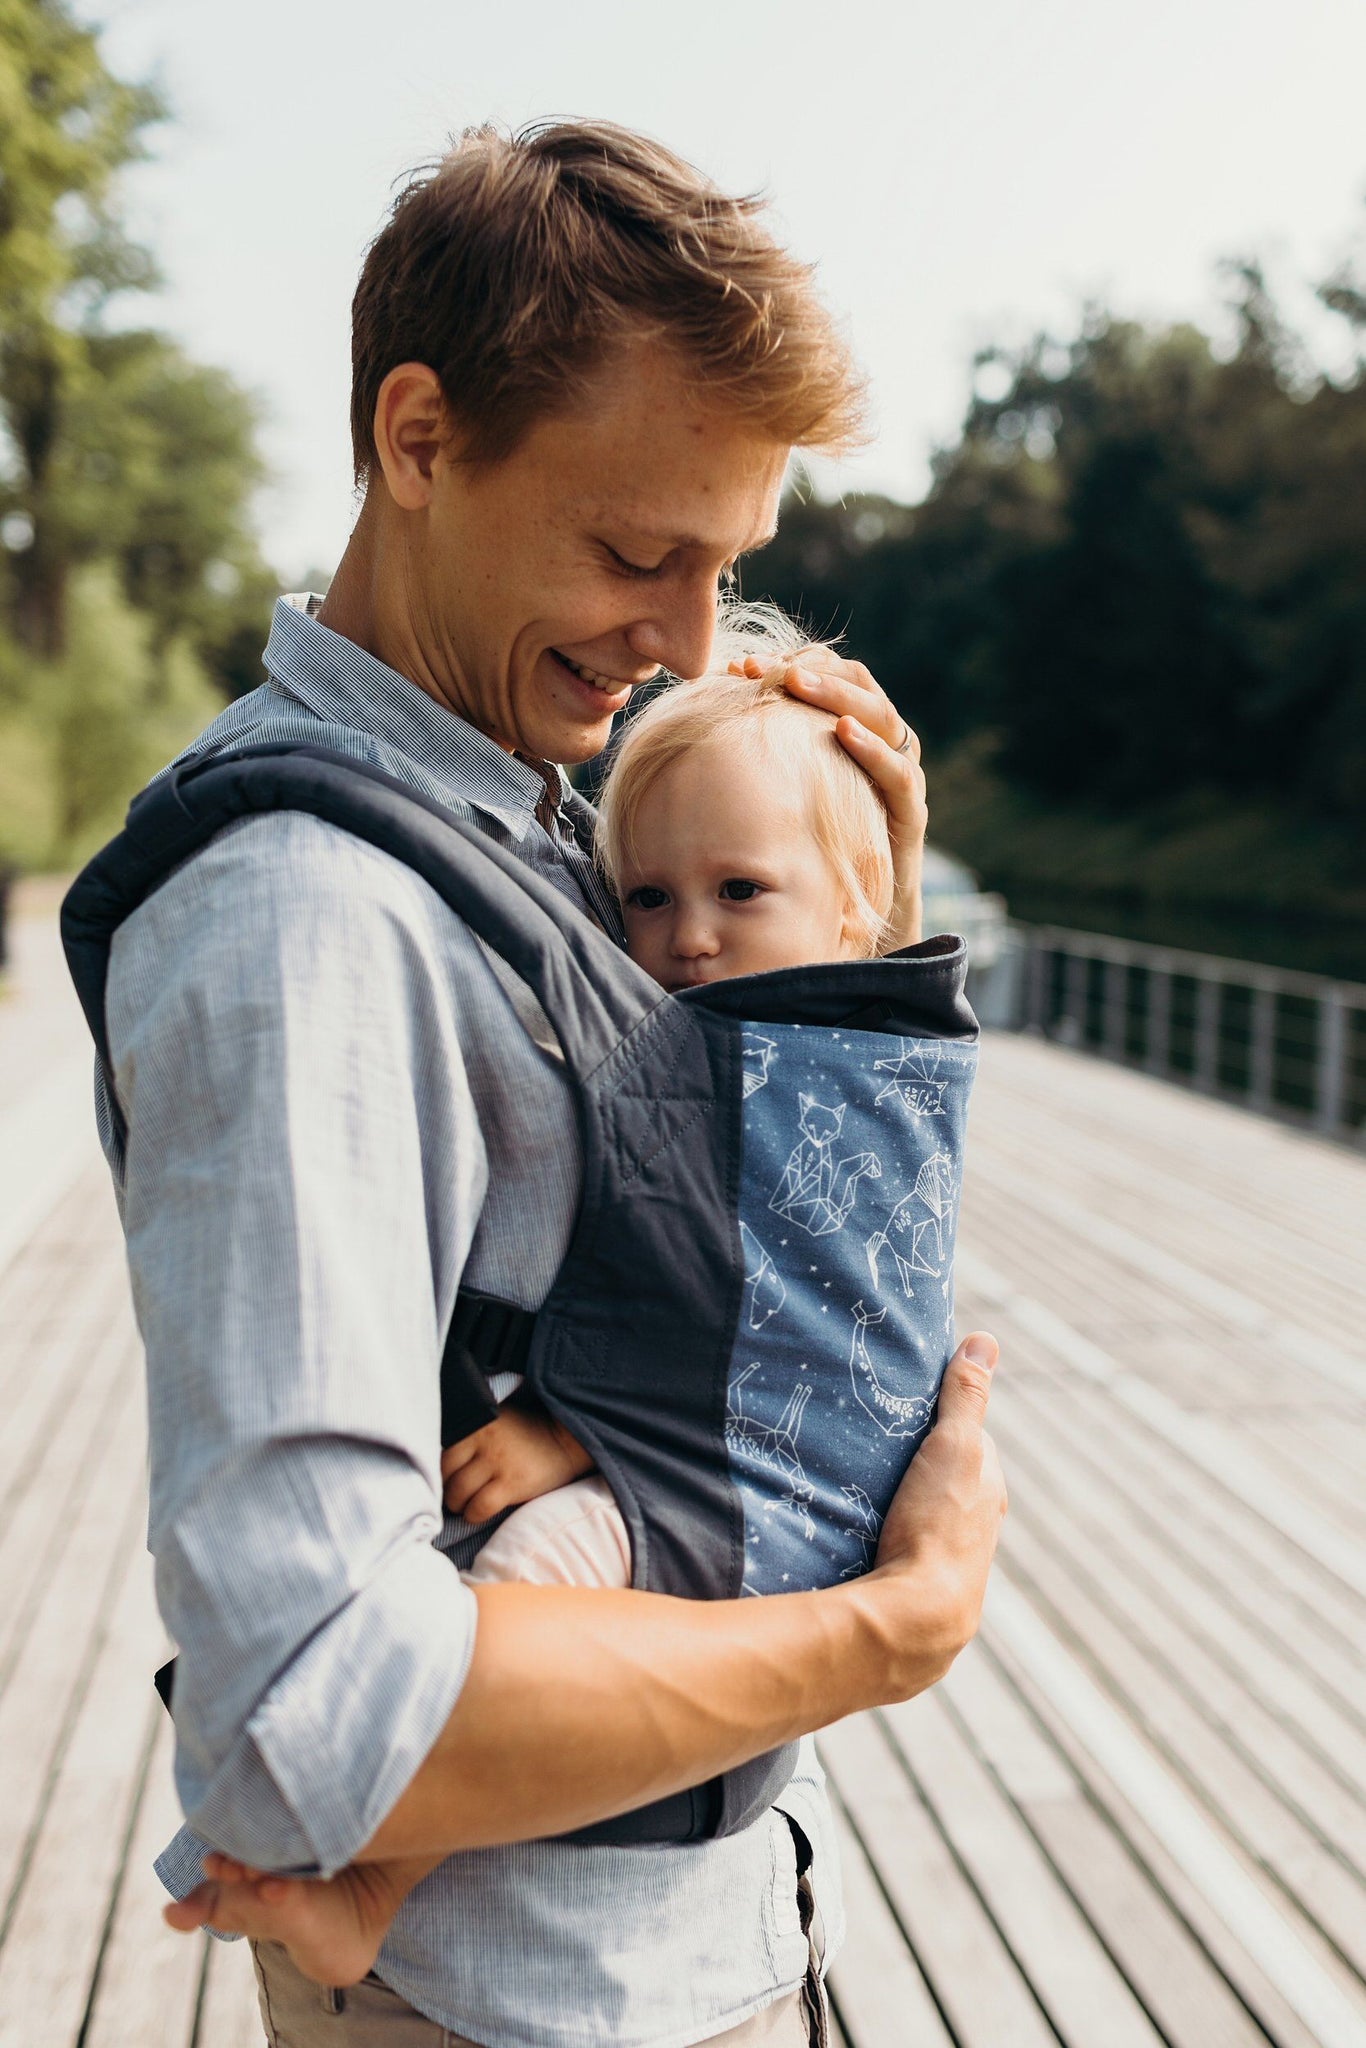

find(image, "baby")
[176,623,901,1980]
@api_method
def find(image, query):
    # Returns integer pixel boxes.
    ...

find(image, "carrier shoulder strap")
[62,742,664,1145]
[61,742,664,1445]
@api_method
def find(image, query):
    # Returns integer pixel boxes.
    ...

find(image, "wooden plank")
[985,1618,1331,2048]
[971,1036,1366,1282]
[0,1322,141,1676]
[0,1540,168,2047]
[1002,1375,1366,1757]
[879,1686,1167,2048]
[962,1166,1358,1413]
[984,1575,1366,2048]
[195,1941,263,2048]
[941,1637,1283,2048]
[0,1051,107,1282]
[82,1712,206,2048]
[971,1041,1366,1323]
[819,1711,1060,2048]
[992,1517,1366,1983]
[823,1787,955,2048]
[960,1246,1366,1601]
[1039,1374,1366,1689]
[992,1401,1366,1864]
[0,1246,128,1504]
[0,1393,146,1914]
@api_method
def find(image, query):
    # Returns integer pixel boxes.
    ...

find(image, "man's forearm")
[362,1565,950,1859]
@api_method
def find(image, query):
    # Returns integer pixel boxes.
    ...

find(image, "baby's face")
[618,737,857,992]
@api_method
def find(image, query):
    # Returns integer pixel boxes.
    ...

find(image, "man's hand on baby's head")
[441,1392,595,1522]
[730,648,928,950]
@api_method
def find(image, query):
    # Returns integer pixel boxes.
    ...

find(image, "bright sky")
[94,0,1366,580]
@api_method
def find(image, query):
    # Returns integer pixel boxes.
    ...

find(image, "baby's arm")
[440,1386,594,1521]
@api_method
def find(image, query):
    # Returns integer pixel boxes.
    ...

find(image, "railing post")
[1194,973,1221,1093]
[1103,957,1127,1060]
[1315,993,1348,1135]
[1249,984,1276,1111]
[1024,933,1049,1035]
[1146,964,1172,1078]
[1064,947,1088,1046]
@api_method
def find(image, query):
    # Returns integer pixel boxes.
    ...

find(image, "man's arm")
[111,815,498,1877]
[367,1330,1003,1857]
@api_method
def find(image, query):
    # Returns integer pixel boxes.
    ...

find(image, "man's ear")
[371,363,454,510]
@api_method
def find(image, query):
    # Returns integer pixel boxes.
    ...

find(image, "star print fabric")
[726,1023,976,1593]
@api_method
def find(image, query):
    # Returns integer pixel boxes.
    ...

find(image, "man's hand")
[867,1332,1007,1691]
[730,649,928,949]
[360,1338,1007,1863]
[441,1390,594,1522]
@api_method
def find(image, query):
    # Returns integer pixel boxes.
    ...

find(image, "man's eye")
[606,545,662,579]
[626,885,670,911]
[720,879,763,902]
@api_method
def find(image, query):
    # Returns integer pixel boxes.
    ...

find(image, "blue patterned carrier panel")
[726,1022,976,1594]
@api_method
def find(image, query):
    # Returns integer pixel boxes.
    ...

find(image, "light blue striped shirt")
[102,598,843,2048]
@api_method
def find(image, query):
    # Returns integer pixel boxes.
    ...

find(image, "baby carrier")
[62,742,978,1846]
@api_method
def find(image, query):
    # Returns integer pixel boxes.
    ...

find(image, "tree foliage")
[749,257,1366,859]
[0,0,274,867]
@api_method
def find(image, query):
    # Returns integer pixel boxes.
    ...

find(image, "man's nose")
[627,576,719,681]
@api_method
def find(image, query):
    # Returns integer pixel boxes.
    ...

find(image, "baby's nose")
[670,911,721,958]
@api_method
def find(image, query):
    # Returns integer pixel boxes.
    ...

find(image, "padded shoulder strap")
[62,742,662,1138]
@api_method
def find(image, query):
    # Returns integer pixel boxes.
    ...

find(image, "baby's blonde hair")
[596,602,895,957]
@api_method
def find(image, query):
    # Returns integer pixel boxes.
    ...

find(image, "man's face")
[406,345,790,763]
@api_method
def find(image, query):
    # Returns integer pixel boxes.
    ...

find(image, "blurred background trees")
[1,0,1364,976]
[0,0,273,871]
[749,260,1366,967]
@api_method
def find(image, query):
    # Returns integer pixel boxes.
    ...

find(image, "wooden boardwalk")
[2,889,1364,2048]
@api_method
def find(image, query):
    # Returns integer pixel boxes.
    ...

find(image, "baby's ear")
[839,897,874,960]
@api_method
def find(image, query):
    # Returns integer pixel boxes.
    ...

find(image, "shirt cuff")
[183,1541,478,1878]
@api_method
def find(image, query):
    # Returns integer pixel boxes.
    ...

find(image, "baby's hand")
[441,1391,594,1522]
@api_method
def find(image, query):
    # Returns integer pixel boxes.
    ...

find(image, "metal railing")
[1004,924,1366,1142]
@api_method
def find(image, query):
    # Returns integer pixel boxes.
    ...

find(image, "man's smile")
[547,647,652,713]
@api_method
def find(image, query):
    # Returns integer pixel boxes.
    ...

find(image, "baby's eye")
[626,885,670,911]
[719,878,764,902]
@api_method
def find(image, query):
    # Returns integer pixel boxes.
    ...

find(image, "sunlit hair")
[350,120,868,478]
[596,603,895,959]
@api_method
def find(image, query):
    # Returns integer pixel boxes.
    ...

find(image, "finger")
[781,651,897,720]
[937,1333,999,1428]
[164,1882,219,1933]
[461,1477,513,1524]
[440,1439,479,1479]
[835,719,928,852]
[444,1457,492,1514]
[836,715,924,786]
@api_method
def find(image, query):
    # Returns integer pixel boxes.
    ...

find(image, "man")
[107,121,1006,2046]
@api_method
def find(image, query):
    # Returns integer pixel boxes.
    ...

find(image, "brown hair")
[596,603,895,959]
[350,120,867,479]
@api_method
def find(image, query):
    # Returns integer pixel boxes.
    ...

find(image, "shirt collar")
[262,594,566,842]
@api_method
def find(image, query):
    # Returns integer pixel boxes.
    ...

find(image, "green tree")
[0,0,162,653]
[0,1,276,870]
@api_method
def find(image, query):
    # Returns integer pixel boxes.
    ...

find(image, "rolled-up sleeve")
[109,813,488,1874]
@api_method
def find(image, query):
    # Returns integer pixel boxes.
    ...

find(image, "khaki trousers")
[251,1942,824,2047]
